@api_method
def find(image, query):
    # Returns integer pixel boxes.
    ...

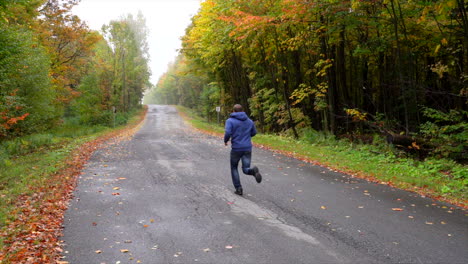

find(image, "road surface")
[62,105,467,264]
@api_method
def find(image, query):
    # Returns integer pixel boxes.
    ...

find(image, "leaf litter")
[0,108,147,263]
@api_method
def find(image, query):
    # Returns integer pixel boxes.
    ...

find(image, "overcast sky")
[72,0,202,84]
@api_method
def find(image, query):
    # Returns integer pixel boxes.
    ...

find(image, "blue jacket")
[224,112,257,152]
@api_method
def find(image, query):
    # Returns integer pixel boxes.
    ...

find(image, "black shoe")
[235,187,243,196]
[252,166,262,183]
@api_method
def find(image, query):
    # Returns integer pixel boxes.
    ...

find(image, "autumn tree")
[37,0,100,105]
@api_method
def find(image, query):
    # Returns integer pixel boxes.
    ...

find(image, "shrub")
[420,107,468,161]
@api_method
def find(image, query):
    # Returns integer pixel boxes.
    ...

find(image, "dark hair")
[233,104,243,112]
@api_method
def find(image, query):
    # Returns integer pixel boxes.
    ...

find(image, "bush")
[0,133,55,157]
[301,128,336,145]
[0,26,59,138]
[420,108,468,161]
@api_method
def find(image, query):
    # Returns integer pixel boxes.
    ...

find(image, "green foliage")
[301,128,337,145]
[70,73,111,126]
[0,26,58,138]
[1,134,55,157]
[420,108,468,160]
[199,82,221,121]
[102,13,151,112]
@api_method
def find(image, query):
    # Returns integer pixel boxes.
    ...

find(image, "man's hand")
[224,142,228,146]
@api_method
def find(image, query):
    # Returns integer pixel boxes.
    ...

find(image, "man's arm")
[224,119,232,145]
[250,120,257,137]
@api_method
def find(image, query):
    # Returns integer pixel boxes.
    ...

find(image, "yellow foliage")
[345,109,367,121]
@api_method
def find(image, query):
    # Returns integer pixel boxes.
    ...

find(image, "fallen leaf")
[124,240,132,243]
[118,177,127,180]
[203,248,210,252]
[113,187,120,190]
[225,245,233,249]
[320,206,327,210]
[440,221,447,225]
[358,206,364,209]
[95,250,102,254]
[120,249,129,253]
[392,208,404,211]
[408,216,414,219]
[143,225,149,228]
[112,192,120,196]
[150,219,155,223]
[425,221,434,225]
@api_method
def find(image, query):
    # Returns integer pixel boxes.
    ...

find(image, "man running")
[224,104,262,196]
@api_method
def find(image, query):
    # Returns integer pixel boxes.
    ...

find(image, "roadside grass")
[0,108,145,249]
[177,106,467,208]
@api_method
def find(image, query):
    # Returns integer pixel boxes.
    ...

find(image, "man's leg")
[241,151,262,183]
[240,151,253,175]
[230,151,242,192]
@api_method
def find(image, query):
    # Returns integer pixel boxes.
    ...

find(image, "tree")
[153,0,467,159]
[37,0,100,105]
[0,25,56,138]
[102,13,151,112]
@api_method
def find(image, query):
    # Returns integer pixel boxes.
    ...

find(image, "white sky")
[72,0,202,84]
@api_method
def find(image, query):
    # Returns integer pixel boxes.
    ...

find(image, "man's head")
[233,104,243,112]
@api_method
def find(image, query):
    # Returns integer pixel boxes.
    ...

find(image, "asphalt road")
[61,105,467,264]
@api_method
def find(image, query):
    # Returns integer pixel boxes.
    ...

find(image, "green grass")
[177,106,467,206]
[0,109,145,247]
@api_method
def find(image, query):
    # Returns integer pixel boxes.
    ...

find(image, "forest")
[0,0,150,141]
[146,0,467,162]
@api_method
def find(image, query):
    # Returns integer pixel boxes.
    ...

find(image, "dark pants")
[230,150,254,189]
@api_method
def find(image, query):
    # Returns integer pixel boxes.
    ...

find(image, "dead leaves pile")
[0,107,147,263]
